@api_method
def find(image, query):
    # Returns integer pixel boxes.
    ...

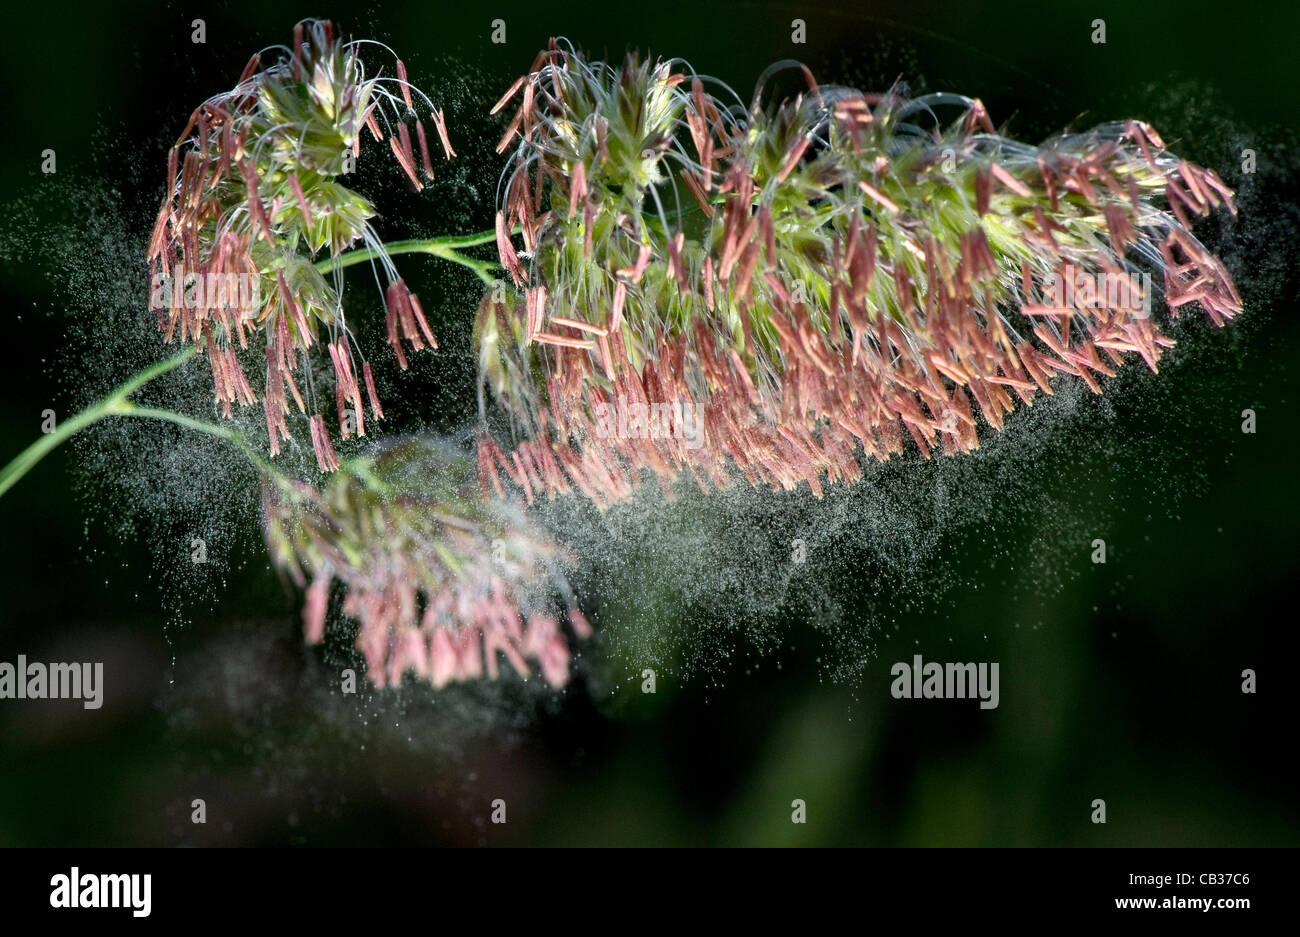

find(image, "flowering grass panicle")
[262,437,590,689]
[476,45,1241,508]
[148,19,454,472]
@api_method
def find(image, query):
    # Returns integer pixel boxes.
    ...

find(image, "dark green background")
[0,0,1296,846]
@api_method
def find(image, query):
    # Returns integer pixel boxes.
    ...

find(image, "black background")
[0,0,1296,848]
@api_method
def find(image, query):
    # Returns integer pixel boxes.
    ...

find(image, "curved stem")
[1,229,508,499]
[115,404,277,478]
[0,346,198,498]
[318,230,502,287]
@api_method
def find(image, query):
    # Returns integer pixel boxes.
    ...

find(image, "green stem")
[115,404,276,478]
[317,231,501,287]
[1,228,507,499]
[0,347,198,498]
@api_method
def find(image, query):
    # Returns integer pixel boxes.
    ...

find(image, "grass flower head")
[148,19,454,471]
[477,46,1241,507]
[262,437,590,689]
